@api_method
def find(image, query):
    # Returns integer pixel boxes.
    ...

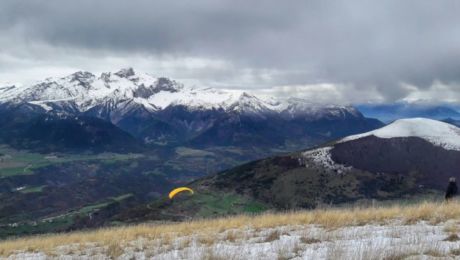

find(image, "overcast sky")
[1,0,460,104]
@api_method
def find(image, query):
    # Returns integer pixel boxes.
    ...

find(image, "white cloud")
[254,83,385,105]
[402,81,460,104]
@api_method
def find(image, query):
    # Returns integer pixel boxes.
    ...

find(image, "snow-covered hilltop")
[341,118,460,151]
[0,67,358,118]
[301,117,460,177]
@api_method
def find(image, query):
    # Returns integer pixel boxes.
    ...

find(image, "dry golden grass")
[2,200,460,256]
[106,242,123,258]
[444,220,460,233]
[299,237,321,244]
[450,248,460,256]
[264,230,281,242]
[223,230,239,242]
[443,233,460,242]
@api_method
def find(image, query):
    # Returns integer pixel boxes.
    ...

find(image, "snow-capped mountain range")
[0,68,383,149]
[0,68,358,119]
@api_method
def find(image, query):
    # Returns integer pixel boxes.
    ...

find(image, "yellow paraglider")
[168,187,194,199]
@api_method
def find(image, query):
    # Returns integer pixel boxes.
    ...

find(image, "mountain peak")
[239,92,255,99]
[342,118,460,150]
[68,71,95,86]
[69,71,95,79]
[0,85,16,92]
[114,67,135,78]
[0,68,364,121]
[155,77,180,92]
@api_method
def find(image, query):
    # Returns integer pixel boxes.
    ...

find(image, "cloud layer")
[1,0,460,104]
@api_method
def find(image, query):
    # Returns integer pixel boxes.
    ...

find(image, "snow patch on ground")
[301,147,352,174]
[7,221,460,259]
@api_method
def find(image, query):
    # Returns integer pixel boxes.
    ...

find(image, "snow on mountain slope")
[301,118,460,173]
[147,86,245,110]
[0,68,358,117]
[1,69,171,112]
[281,97,361,120]
[341,118,460,151]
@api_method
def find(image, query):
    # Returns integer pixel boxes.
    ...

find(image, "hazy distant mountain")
[356,103,460,123]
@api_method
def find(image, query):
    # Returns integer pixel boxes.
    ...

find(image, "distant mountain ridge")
[0,67,359,117]
[0,106,144,153]
[0,68,383,149]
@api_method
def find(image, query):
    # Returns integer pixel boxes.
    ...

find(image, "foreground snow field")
[5,220,460,260]
[4,202,460,259]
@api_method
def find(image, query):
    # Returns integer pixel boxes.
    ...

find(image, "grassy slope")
[2,200,460,256]
[172,192,268,217]
[0,144,284,239]
[0,143,273,231]
[115,191,269,223]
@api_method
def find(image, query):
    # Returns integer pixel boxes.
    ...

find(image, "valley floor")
[3,201,460,259]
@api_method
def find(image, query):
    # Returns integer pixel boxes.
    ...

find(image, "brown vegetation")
[2,200,460,256]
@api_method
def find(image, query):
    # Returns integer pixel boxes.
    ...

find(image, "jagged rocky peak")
[236,92,264,107]
[157,77,176,90]
[100,72,111,82]
[0,85,16,92]
[0,67,365,121]
[68,71,95,86]
[238,92,258,100]
[69,71,95,80]
[155,77,181,92]
[226,92,272,115]
[132,85,153,98]
[114,67,135,78]
[133,77,181,98]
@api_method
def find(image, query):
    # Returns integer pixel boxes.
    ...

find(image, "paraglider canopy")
[169,187,194,199]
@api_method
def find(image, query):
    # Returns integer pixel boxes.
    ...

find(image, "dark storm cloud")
[1,0,460,102]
